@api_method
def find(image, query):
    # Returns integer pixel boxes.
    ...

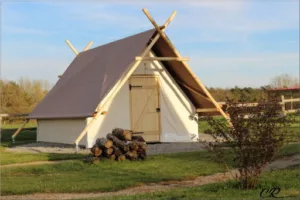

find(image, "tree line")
[0,74,298,114]
[1,77,50,114]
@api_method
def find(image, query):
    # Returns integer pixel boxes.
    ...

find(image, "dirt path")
[1,160,71,168]
[1,155,299,200]
[1,170,238,200]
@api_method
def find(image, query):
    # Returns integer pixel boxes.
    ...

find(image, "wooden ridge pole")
[74,10,177,151]
[142,8,232,127]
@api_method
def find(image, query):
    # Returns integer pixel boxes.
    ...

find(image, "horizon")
[1,1,299,88]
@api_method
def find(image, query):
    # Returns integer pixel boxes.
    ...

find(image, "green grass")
[79,167,300,200]
[0,125,86,165]
[1,151,231,195]
[277,143,300,158]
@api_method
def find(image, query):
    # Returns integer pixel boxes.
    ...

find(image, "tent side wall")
[37,119,87,146]
[86,83,131,148]
[134,52,198,142]
[87,51,198,148]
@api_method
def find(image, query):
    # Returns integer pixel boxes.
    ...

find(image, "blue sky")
[1,1,299,88]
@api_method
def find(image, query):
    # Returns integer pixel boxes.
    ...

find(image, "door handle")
[156,108,160,112]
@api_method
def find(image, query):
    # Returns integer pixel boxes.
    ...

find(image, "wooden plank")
[283,98,300,103]
[196,108,219,112]
[142,8,232,127]
[176,80,212,102]
[136,56,189,61]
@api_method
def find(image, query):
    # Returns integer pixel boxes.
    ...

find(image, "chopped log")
[112,128,133,141]
[107,133,130,152]
[90,145,103,157]
[116,154,126,161]
[132,136,146,142]
[103,147,113,155]
[107,154,116,160]
[92,157,101,164]
[133,141,147,150]
[128,141,139,151]
[125,150,138,161]
[112,145,122,157]
[137,147,147,160]
[96,138,113,149]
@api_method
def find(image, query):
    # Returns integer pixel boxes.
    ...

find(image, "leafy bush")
[200,98,296,189]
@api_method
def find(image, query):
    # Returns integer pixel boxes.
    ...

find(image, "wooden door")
[130,76,160,142]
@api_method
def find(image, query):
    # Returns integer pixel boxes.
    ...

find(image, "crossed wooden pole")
[74,8,232,151]
[58,40,94,78]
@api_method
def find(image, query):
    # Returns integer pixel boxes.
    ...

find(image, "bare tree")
[270,73,299,88]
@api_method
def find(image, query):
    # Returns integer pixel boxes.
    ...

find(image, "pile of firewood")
[86,128,147,164]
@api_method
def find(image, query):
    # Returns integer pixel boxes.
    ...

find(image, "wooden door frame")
[129,75,161,142]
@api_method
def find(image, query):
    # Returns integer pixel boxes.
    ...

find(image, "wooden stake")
[12,119,29,143]
[136,56,189,61]
[142,8,232,127]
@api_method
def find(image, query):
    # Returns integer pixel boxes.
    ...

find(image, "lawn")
[79,166,300,200]
[1,151,231,195]
[0,125,86,165]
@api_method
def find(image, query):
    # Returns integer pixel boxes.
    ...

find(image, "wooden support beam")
[176,80,212,102]
[65,40,79,55]
[11,119,29,143]
[197,108,219,112]
[59,41,93,78]
[83,41,93,51]
[142,8,232,127]
[136,56,189,61]
[74,10,177,150]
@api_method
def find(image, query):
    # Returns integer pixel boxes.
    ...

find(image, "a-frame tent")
[25,9,230,150]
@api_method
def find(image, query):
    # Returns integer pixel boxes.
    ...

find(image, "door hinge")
[129,84,143,90]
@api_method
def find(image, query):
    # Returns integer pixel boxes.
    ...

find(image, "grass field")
[1,151,232,195]
[79,166,300,200]
[0,125,86,165]
[1,121,299,198]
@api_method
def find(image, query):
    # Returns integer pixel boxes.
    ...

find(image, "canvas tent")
[24,9,230,150]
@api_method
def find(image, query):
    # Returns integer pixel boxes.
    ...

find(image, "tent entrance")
[129,76,161,142]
